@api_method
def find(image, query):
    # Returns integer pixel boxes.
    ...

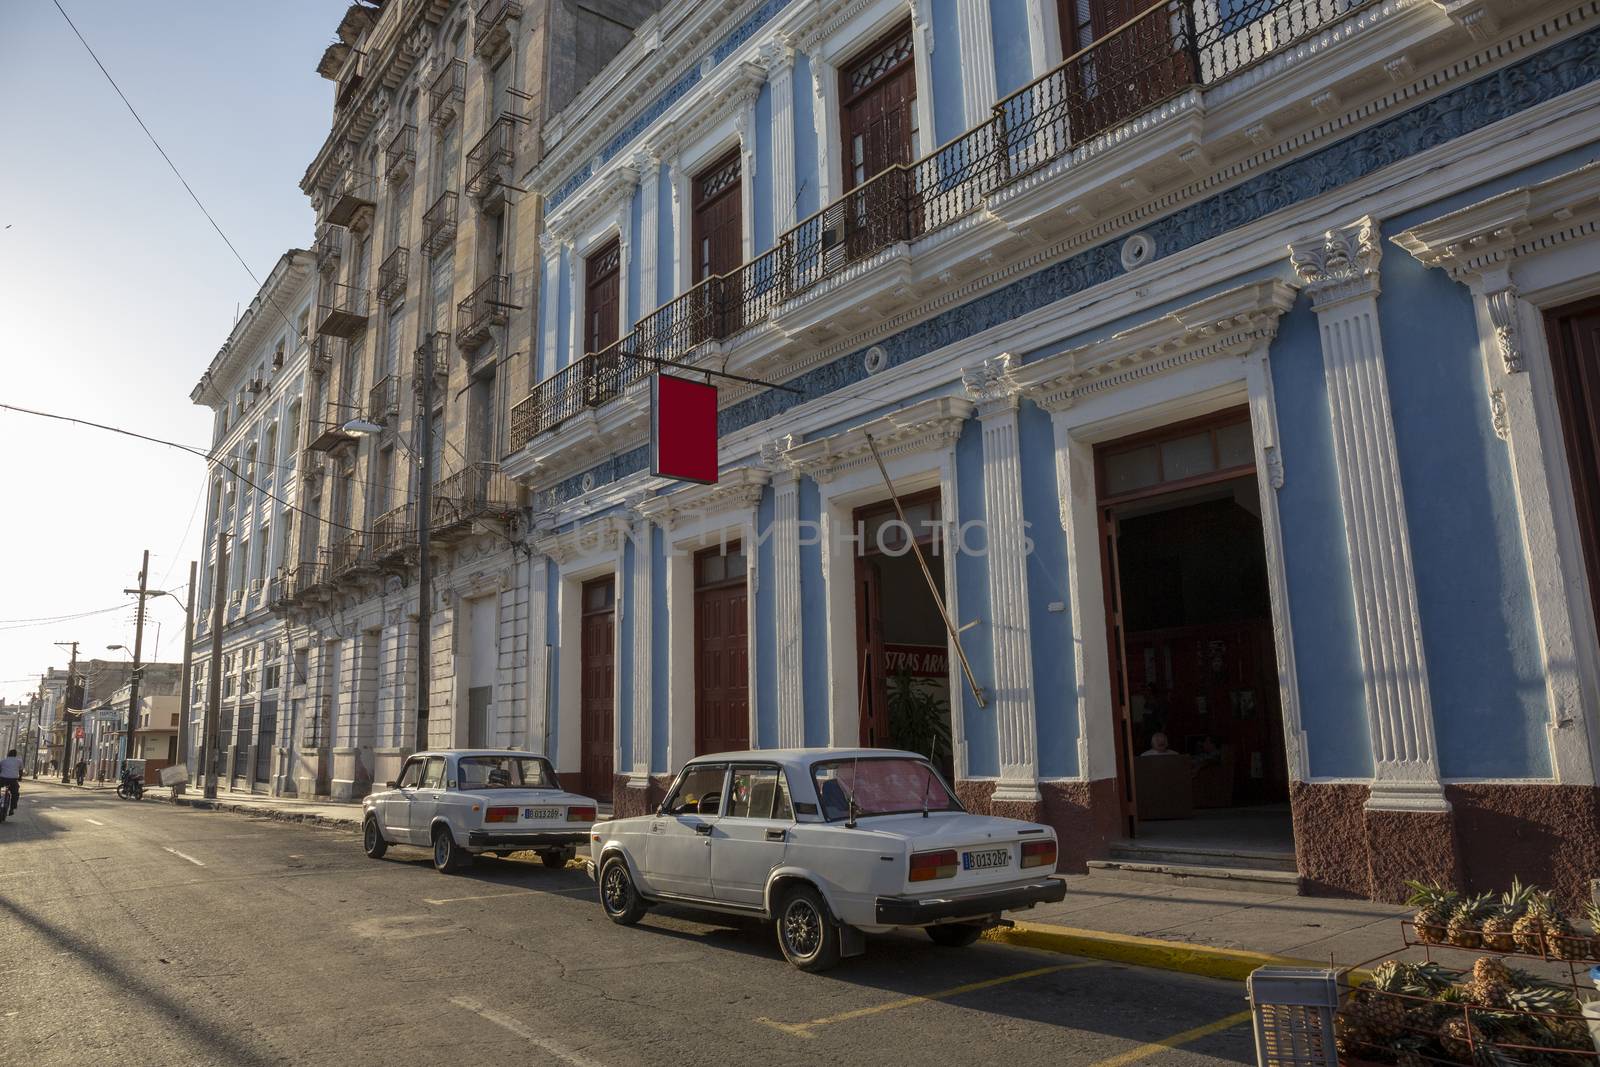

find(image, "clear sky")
[0,1,341,705]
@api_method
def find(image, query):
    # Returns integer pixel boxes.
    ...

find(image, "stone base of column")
[1365,807,1461,903]
[1449,783,1600,909]
[330,746,372,801]
[371,748,410,791]
[612,773,673,818]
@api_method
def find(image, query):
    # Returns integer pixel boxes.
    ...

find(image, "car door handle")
[765,829,786,842]
[694,823,713,836]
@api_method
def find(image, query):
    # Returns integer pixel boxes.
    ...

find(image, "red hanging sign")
[651,373,718,484]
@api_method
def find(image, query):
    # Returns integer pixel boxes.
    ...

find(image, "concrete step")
[1086,858,1303,895]
[1108,842,1298,873]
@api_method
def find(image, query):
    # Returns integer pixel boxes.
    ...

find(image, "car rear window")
[457,756,558,790]
[811,757,960,820]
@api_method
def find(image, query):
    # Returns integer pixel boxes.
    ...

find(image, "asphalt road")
[1,782,1256,1066]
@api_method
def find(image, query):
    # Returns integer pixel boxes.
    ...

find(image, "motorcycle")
[117,767,144,800]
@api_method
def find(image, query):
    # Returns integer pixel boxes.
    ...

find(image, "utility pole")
[53,640,79,784]
[203,534,228,800]
[174,560,197,798]
[416,346,433,749]
[120,549,150,777]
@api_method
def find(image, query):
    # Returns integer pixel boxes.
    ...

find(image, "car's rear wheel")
[776,886,842,972]
[925,922,985,947]
[362,816,388,859]
[540,849,571,869]
[598,855,647,925]
[431,826,469,873]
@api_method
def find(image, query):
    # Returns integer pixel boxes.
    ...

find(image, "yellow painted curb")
[983,919,1370,984]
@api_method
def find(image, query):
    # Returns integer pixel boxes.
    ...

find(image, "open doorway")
[855,492,955,781]
[1097,409,1294,860]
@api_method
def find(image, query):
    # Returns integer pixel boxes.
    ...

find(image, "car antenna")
[921,761,933,819]
[845,754,860,829]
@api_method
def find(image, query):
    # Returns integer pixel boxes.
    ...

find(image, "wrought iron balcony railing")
[465,114,516,202]
[510,0,1369,450]
[325,170,376,228]
[474,0,522,58]
[431,463,519,535]
[314,226,342,275]
[417,330,452,382]
[328,532,372,580]
[336,52,365,109]
[456,274,511,350]
[384,124,417,184]
[376,246,409,304]
[307,396,355,453]
[371,503,416,562]
[421,191,459,256]
[428,59,466,128]
[287,560,327,601]
[317,283,370,339]
[368,374,399,426]
[311,333,342,376]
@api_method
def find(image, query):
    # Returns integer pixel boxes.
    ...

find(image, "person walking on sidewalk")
[75,760,86,787]
[0,749,22,817]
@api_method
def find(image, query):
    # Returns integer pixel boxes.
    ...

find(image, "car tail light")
[568,806,596,822]
[484,806,518,823]
[1021,840,1057,869]
[909,848,959,882]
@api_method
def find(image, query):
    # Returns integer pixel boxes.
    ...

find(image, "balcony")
[325,170,376,228]
[328,532,373,581]
[465,114,516,206]
[314,226,342,275]
[416,330,451,383]
[371,503,416,563]
[376,246,409,304]
[474,0,522,58]
[510,0,1367,451]
[307,396,355,453]
[335,52,365,110]
[456,274,511,350]
[421,191,459,256]
[431,463,519,539]
[287,561,327,602]
[317,283,370,339]
[311,334,342,376]
[368,374,400,427]
[428,59,466,128]
[384,124,417,184]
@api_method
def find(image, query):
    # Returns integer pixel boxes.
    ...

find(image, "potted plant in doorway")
[887,668,952,774]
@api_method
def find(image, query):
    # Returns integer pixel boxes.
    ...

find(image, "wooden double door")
[1546,298,1600,639]
[580,577,615,801]
[1056,0,1195,144]
[694,544,749,755]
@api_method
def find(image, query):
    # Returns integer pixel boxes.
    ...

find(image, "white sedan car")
[588,748,1065,970]
[362,750,597,873]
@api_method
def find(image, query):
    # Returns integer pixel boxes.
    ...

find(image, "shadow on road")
[0,895,282,1067]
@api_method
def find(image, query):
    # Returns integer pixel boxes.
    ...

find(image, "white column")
[617,183,636,334]
[763,40,798,236]
[563,239,580,361]
[629,513,653,780]
[1289,217,1446,812]
[763,442,804,748]
[527,557,550,758]
[963,354,1038,800]
[635,153,661,315]
[538,235,560,380]
[667,158,689,298]
[735,89,759,263]
[955,0,999,127]
[805,51,837,209]
[1025,0,1061,78]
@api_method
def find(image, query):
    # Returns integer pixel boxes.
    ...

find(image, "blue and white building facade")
[503,0,1600,902]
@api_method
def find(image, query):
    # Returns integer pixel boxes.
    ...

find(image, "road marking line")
[757,962,1098,1038]
[450,995,607,1067]
[84,818,105,826]
[424,886,592,905]
[1084,1009,1254,1067]
[162,847,206,867]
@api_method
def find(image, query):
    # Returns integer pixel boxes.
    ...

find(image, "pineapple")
[1464,956,1513,1008]
[1448,892,1493,949]
[1508,983,1587,1051]
[1360,961,1418,1041]
[1511,890,1550,954]
[1406,879,1460,945]
[1439,1015,1486,1063]
[1481,879,1533,953]
[1538,903,1582,960]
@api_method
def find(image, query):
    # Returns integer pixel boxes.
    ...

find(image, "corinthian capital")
[1289,216,1383,309]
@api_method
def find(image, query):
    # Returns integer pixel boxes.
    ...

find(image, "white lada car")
[588,748,1065,970]
[361,750,597,873]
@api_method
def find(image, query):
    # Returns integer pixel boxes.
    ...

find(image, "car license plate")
[522,807,561,820]
[962,848,1010,871]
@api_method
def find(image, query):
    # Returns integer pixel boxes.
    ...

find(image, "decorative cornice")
[779,395,974,483]
[1012,280,1299,412]
[633,465,769,528]
[531,514,631,564]
[552,162,640,244]
[1289,216,1383,309]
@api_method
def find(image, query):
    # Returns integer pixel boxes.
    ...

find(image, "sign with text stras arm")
[651,373,718,485]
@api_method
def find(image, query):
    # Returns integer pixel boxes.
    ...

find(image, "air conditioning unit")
[248,578,266,598]
[249,378,265,394]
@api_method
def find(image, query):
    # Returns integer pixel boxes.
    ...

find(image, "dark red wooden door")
[1546,299,1600,637]
[1057,0,1195,144]
[580,577,615,801]
[855,556,887,748]
[692,151,742,338]
[694,545,749,755]
[584,239,620,356]
[839,22,918,258]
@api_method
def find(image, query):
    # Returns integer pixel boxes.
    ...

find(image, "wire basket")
[1250,966,1341,1067]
